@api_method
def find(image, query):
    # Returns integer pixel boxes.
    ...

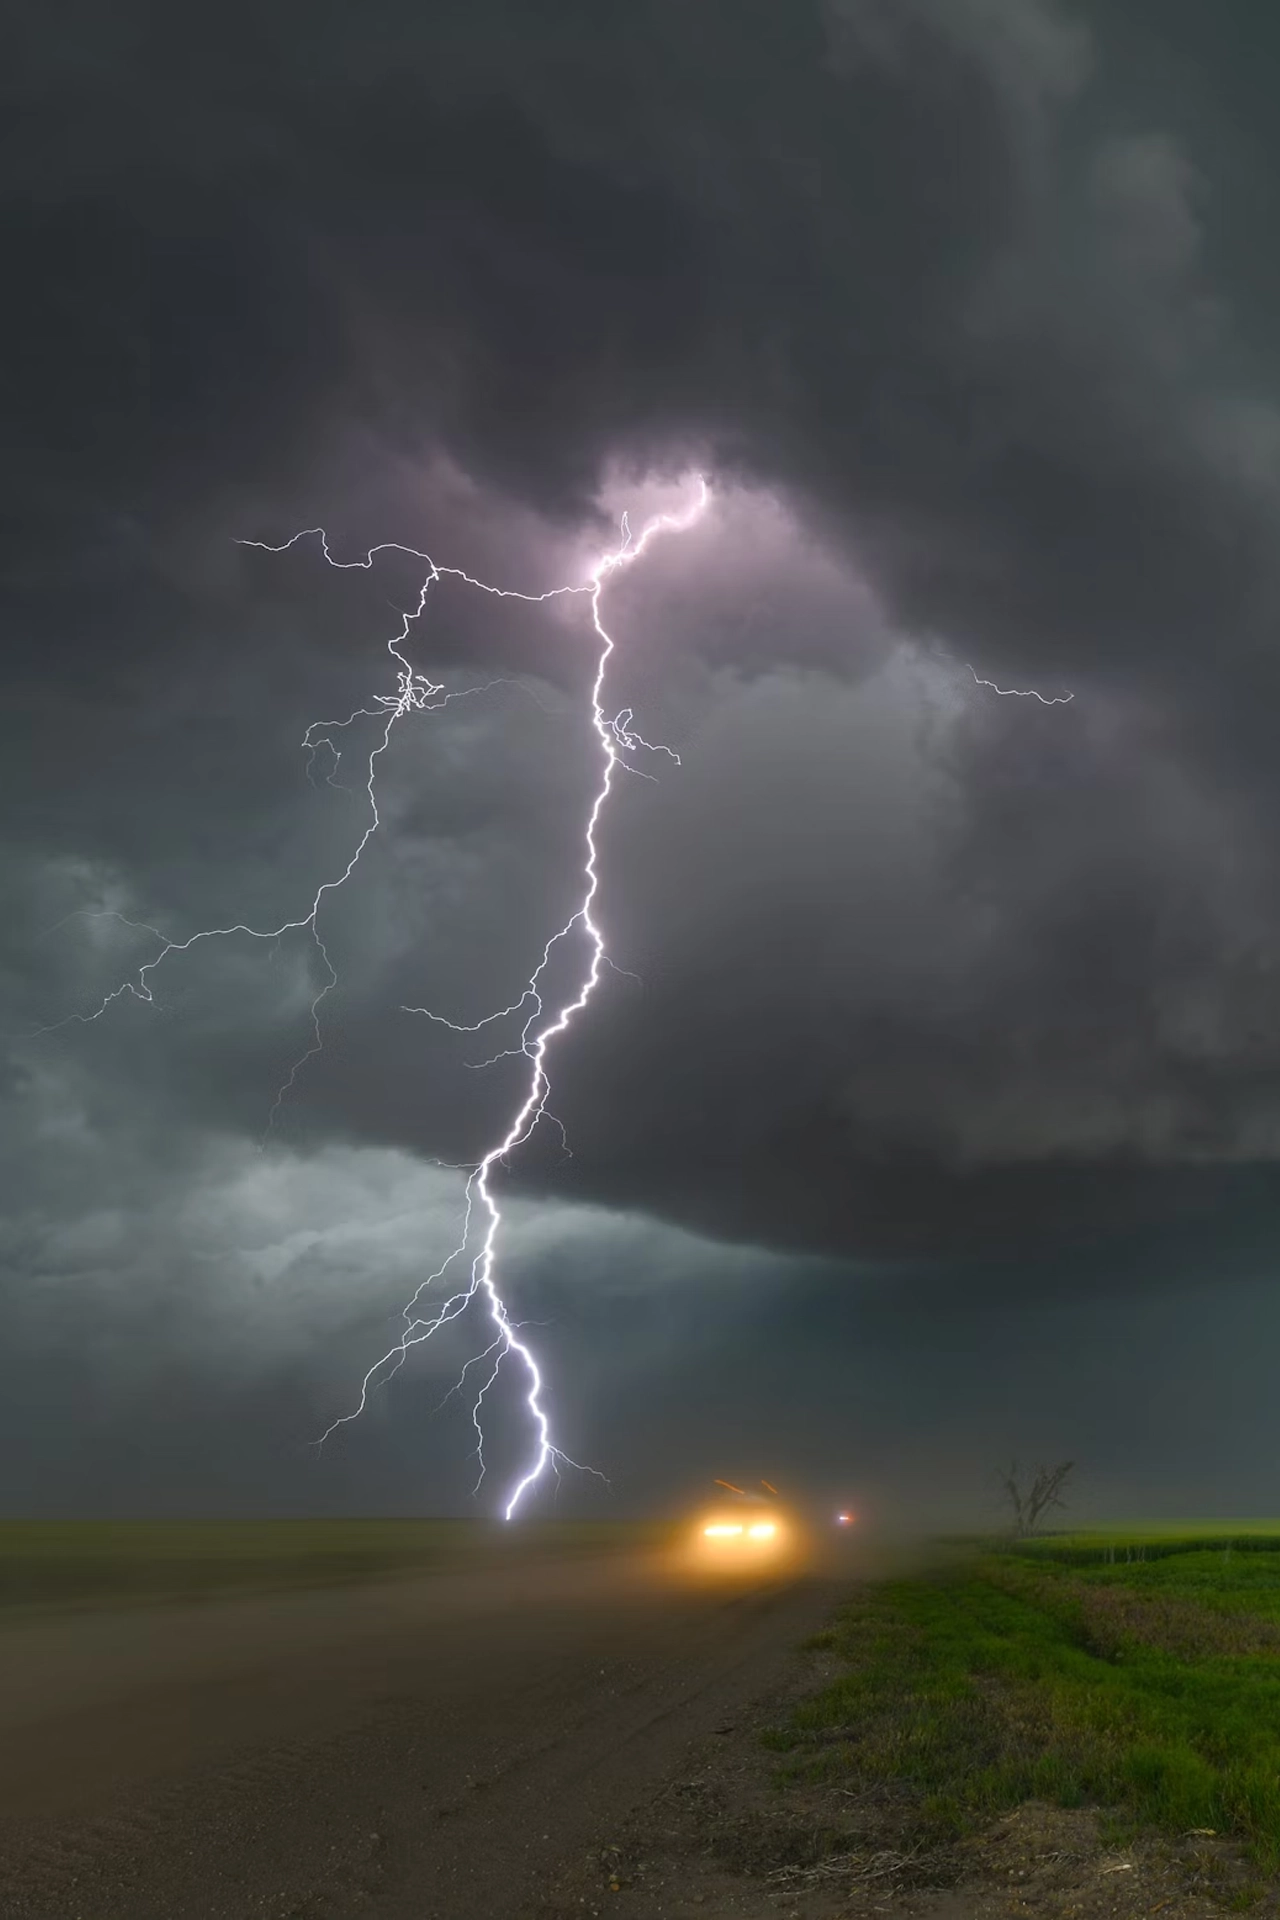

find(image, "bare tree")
[998,1460,1075,1539]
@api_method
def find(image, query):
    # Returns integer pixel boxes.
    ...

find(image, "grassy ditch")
[768,1532,1280,1870]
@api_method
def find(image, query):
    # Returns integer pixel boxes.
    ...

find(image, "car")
[690,1479,796,1568]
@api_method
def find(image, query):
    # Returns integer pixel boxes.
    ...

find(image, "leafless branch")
[997,1459,1075,1538]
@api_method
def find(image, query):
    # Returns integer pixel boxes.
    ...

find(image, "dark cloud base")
[5,0,1280,1509]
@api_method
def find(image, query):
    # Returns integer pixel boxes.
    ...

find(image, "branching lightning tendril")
[40,477,709,1518]
[967,662,1074,706]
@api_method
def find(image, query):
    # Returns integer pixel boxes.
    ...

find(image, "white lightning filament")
[967,662,1074,706]
[317,479,709,1515]
[45,477,708,1518]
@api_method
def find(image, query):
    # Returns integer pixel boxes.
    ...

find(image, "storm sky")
[5,0,1280,1523]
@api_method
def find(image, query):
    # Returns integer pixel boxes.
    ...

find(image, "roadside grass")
[0,1517,660,1617]
[769,1532,1280,1871]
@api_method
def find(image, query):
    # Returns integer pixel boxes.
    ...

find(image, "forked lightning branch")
[44,477,710,1518]
[40,473,1074,1518]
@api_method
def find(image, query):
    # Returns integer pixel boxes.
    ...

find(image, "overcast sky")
[5,0,1280,1524]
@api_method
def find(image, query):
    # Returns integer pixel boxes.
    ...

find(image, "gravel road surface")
[0,1548,838,1918]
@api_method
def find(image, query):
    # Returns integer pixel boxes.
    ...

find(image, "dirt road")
[0,1548,839,1918]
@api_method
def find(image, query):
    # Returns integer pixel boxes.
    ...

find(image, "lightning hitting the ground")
[316,477,708,1516]
[41,476,709,1518]
[968,662,1074,705]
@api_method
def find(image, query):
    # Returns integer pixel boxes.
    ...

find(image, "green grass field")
[0,1518,661,1617]
[1014,1521,1280,1566]
[770,1526,1280,1870]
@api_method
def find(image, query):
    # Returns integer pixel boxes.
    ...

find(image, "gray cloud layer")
[5,0,1280,1506]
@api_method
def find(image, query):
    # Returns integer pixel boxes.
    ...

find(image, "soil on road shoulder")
[538,1635,1280,1920]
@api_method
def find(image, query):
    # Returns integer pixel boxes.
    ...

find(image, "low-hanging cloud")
[7,0,1280,1508]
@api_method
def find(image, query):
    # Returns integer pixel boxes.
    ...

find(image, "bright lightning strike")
[318,477,709,1518]
[967,662,1074,706]
[42,474,709,1519]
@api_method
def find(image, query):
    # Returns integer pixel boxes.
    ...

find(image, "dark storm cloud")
[539,643,1280,1259]
[14,0,1279,710]
[8,0,1280,1317]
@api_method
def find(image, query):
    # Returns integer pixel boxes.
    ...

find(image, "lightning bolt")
[40,475,709,1518]
[967,663,1074,706]
[317,478,709,1517]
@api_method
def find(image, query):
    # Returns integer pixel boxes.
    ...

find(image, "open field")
[6,1520,1278,1917]
[1014,1522,1280,1564]
[0,1516,667,1618]
[763,1525,1280,1877]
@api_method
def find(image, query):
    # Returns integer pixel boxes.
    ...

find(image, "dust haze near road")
[0,1541,849,1917]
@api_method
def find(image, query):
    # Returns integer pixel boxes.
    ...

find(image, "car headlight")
[748,1522,777,1540]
